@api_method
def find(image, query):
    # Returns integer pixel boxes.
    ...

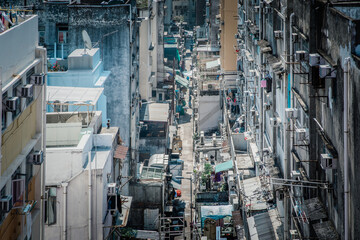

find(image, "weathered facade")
[236,0,360,239]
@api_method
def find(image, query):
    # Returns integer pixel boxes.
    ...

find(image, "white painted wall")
[199,95,221,132]
[0,16,38,86]
[45,132,115,239]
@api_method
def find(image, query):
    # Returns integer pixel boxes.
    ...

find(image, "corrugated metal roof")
[313,221,339,239]
[303,197,327,221]
[247,209,282,240]
[242,177,270,211]
[114,145,128,159]
[140,103,169,122]
[175,75,189,88]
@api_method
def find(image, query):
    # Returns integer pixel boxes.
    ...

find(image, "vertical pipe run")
[40,47,47,240]
[88,151,92,240]
[61,183,68,240]
[344,57,350,240]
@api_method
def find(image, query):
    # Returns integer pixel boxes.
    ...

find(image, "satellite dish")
[82,30,92,52]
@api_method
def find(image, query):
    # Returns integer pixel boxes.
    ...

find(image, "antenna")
[82,30,92,53]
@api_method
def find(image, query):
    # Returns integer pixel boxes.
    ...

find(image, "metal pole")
[190,175,193,239]
[344,57,350,240]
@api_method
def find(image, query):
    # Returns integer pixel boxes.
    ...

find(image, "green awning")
[215,160,234,173]
[175,75,189,88]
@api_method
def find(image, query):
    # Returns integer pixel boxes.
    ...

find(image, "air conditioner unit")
[292,33,299,43]
[107,195,120,215]
[264,103,271,111]
[0,196,13,213]
[107,183,117,196]
[319,65,336,78]
[285,108,298,119]
[290,229,300,238]
[320,153,337,169]
[290,170,301,178]
[31,73,45,85]
[295,128,307,141]
[274,30,283,39]
[309,53,321,67]
[249,70,256,77]
[295,50,308,62]
[32,150,44,165]
[21,84,34,98]
[270,117,278,127]
[200,131,205,145]
[6,97,19,112]
[264,7,271,14]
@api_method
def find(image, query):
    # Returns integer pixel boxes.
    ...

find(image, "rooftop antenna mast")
[82,30,92,54]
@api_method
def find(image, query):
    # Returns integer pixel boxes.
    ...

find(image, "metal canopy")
[47,86,103,106]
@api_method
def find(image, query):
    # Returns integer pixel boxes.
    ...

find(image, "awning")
[114,145,129,159]
[313,221,339,239]
[175,75,189,88]
[205,59,220,69]
[47,86,104,106]
[215,160,234,173]
[292,88,308,112]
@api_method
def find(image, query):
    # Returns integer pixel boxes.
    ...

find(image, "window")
[39,26,45,46]
[45,187,57,225]
[159,93,163,101]
[26,68,35,105]
[2,92,7,131]
[277,124,284,150]
[0,186,6,223]
[57,25,68,44]
[12,81,22,118]
[152,90,157,98]
[12,178,25,208]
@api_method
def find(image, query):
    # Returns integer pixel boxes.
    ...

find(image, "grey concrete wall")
[67,6,131,145]
[128,182,162,228]
[139,138,167,160]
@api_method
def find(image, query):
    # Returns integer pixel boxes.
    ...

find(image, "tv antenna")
[82,30,92,53]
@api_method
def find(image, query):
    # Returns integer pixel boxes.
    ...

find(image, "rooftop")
[140,102,169,122]
[47,86,104,106]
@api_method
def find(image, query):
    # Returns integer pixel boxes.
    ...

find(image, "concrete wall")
[67,5,132,145]
[139,138,167,161]
[0,16,38,86]
[139,9,152,100]
[128,181,162,228]
[219,0,237,72]
[199,95,221,132]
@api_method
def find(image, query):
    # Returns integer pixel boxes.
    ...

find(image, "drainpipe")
[61,183,68,240]
[39,47,47,240]
[0,67,2,174]
[88,151,92,240]
[283,13,290,240]
[121,2,134,181]
[259,0,264,163]
[289,12,295,177]
[344,57,350,240]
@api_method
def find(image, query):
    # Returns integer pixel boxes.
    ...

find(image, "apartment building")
[27,1,141,185]
[219,0,237,72]
[46,48,110,125]
[139,0,166,102]
[45,111,130,239]
[0,14,46,240]
[236,0,360,239]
